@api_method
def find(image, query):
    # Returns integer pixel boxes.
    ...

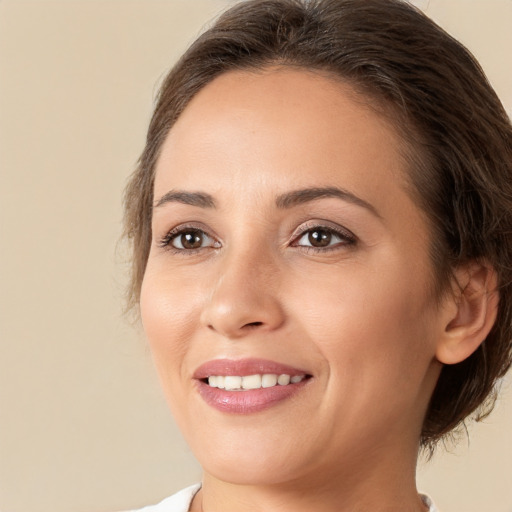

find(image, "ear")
[436,262,499,365]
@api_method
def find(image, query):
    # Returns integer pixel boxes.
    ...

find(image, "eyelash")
[157,224,219,254]
[291,223,357,252]
[157,223,357,254]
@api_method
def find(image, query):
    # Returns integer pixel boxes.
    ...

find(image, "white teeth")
[224,376,242,390]
[242,374,262,390]
[261,374,278,388]
[277,374,291,385]
[206,373,306,390]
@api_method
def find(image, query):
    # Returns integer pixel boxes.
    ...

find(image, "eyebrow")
[154,186,381,218]
[275,186,382,218]
[154,190,216,209]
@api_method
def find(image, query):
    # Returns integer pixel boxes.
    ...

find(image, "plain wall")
[0,1,511,511]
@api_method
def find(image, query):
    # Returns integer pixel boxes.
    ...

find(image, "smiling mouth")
[194,359,313,413]
[204,373,307,390]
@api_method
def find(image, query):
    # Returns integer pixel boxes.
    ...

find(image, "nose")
[200,249,285,339]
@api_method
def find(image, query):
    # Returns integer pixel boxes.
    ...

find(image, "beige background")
[0,1,511,511]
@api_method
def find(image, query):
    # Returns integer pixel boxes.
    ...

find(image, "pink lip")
[193,358,312,414]
[193,358,309,379]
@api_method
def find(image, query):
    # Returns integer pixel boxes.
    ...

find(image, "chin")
[202,455,306,487]
[186,423,314,486]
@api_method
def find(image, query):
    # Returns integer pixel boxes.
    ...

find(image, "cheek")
[139,265,200,378]
[139,266,209,432]
[288,255,437,383]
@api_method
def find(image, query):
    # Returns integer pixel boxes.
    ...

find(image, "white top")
[130,484,200,512]
[131,484,439,512]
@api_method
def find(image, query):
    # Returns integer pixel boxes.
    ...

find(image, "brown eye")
[294,225,355,251]
[308,229,332,247]
[172,229,210,250]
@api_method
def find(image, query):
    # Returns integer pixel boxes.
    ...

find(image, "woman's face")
[141,68,445,486]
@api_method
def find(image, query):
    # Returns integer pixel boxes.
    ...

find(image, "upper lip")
[193,358,310,379]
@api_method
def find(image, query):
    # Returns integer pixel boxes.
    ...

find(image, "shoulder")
[128,483,201,512]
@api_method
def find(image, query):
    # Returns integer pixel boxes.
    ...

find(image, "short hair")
[123,0,512,449]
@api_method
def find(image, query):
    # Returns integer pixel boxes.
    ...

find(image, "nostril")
[245,321,263,328]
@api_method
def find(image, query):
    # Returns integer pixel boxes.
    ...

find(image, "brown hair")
[123,0,512,449]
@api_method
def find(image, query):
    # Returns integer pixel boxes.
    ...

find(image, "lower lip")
[195,379,310,414]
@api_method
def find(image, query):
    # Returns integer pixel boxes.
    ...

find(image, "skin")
[140,68,468,512]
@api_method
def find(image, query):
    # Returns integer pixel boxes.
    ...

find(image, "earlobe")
[436,262,499,365]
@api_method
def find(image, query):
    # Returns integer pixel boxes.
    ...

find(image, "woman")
[123,0,512,510]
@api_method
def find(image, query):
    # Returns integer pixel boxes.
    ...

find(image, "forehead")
[154,67,412,215]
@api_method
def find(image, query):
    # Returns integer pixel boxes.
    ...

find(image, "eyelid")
[290,221,357,249]
[292,220,356,241]
[157,222,221,251]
